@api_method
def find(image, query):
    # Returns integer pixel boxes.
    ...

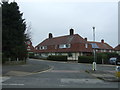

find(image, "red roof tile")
[37,34,87,46]
[35,34,92,53]
[114,44,120,50]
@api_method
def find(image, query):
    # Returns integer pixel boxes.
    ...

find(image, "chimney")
[84,38,87,41]
[49,33,53,39]
[101,39,104,43]
[70,28,74,35]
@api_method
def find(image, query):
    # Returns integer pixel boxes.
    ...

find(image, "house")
[114,44,120,55]
[35,29,93,60]
[88,39,114,53]
[26,40,35,54]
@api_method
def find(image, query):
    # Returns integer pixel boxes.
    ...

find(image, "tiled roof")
[36,34,87,46]
[88,41,113,50]
[35,34,92,53]
[114,44,120,50]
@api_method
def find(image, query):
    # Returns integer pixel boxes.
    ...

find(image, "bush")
[29,53,40,59]
[96,53,107,64]
[78,56,93,63]
[78,52,119,64]
[29,53,35,58]
[96,52,119,64]
[47,55,67,61]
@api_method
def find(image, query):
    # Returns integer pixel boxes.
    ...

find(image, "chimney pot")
[70,28,74,35]
[101,39,104,43]
[85,38,87,41]
[49,33,53,39]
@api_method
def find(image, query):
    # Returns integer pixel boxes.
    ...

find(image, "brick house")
[35,29,93,60]
[35,29,114,60]
[114,44,120,55]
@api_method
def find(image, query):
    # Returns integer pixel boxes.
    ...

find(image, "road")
[2,59,120,88]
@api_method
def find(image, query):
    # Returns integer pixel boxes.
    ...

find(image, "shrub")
[78,56,93,63]
[96,52,119,64]
[29,53,40,59]
[78,52,119,64]
[29,53,35,58]
[96,53,107,64]
[47,55,67,61]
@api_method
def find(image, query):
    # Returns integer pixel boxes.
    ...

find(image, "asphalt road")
[2,59,120,88]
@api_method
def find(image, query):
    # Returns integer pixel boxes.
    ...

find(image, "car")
[109,57,118,65]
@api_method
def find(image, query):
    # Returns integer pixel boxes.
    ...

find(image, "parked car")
[109,57,118,65]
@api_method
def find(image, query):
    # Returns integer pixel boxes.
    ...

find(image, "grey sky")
[15,0,118,47]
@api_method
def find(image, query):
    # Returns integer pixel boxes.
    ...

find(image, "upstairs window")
[27,46,30,48]
[27,41,30,45]
[39,46,47,50]
[59,44,71,48]
[85,44,88,48]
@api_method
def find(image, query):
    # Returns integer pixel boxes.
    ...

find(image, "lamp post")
[92,26,96,71]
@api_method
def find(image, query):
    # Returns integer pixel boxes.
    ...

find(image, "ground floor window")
[68,53,72,57]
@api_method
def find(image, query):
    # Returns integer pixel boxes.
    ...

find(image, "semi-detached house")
[35,29,92,60]
[34,29,114,61]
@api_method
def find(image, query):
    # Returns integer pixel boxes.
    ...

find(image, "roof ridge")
[46,34,79,39]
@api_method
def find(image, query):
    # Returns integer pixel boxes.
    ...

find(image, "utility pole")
[92,26,97,71]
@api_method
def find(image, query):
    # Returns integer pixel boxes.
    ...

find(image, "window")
[27,48,31,50]
[39,46,47,50]
[59,44,70,48]
[27,41,30,45]
[85,44,88,48]
[68,53,72,57]
[104,50,106,52]
[28,46,30,48]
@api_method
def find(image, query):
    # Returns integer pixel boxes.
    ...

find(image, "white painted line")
[0,77,10,83]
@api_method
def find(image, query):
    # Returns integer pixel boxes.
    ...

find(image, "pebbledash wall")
[37,52,84,60]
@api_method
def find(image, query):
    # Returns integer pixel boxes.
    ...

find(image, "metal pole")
[93,27,96,71]
[93,27,95,63]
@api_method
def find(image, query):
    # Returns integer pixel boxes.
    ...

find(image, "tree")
[2,1,28,62]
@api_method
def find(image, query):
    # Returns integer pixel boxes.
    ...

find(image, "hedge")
[78,56,93,63]
[29,53,40,59]
[96,52,119,64]
[47,55,67,61]
[78,52,119,64]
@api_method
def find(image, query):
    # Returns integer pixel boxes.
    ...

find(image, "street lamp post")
[92,27,96,71]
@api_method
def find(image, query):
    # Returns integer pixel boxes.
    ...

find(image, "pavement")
[86,69,120,82]
[2,61,51,77]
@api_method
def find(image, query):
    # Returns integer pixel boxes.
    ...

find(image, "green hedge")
[29,53,40,59]
[78,56,93,63]
[78,52,119,64]
[96,52,119,64]
[47,55,67,61]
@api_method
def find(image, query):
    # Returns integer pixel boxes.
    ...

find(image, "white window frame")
[39,46,47,50]
[85,44,88,48]
[59,44,70,48]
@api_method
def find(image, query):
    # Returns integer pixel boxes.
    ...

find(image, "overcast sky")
[12,0,118,47]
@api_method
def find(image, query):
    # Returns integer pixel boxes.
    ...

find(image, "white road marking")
[0,77,10,83]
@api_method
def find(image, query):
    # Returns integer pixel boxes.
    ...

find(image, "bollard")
[115,66,120,77]
[93,62,97,71]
